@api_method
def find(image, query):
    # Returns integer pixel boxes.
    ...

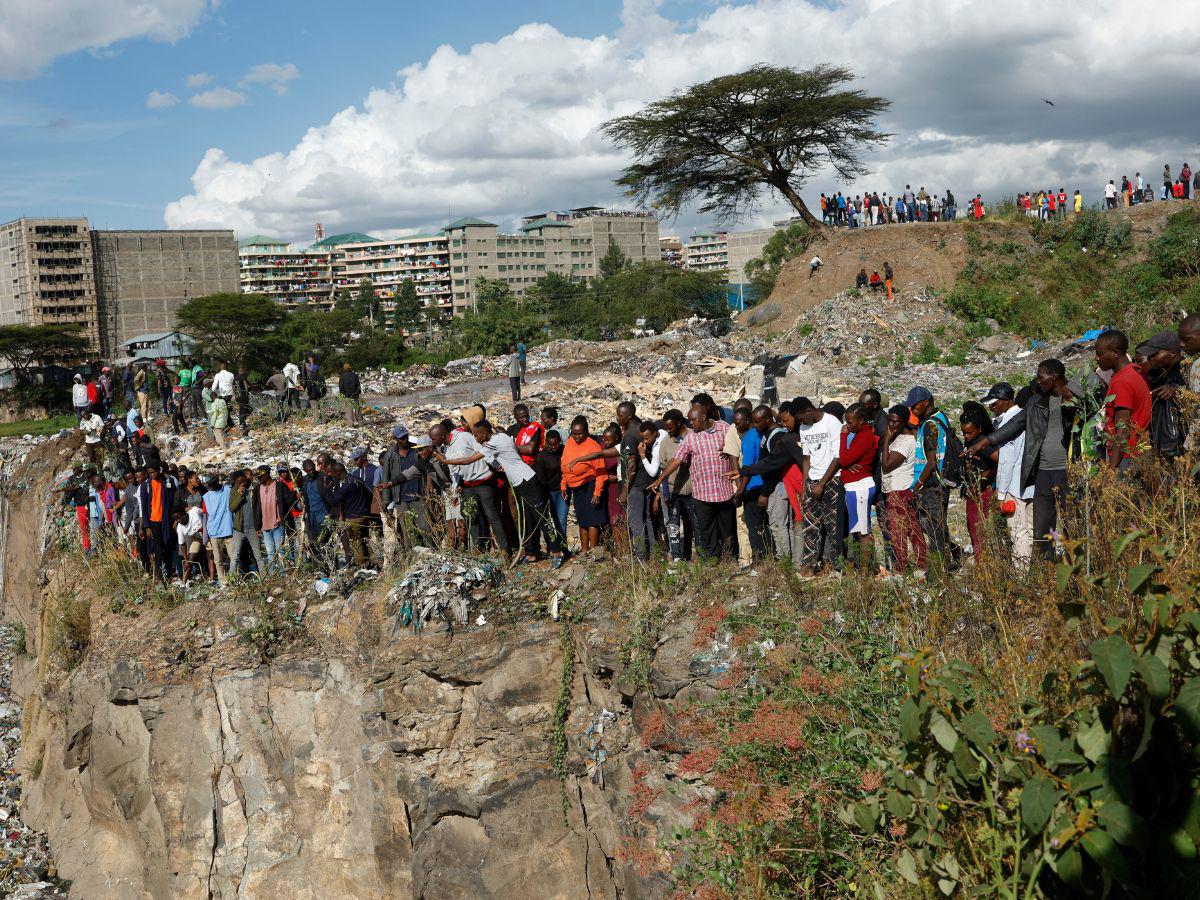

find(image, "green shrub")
[849,531,1200,896]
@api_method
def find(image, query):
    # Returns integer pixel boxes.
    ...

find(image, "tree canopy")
[175,292,285,365]
[602,64,890,228]
[598,239,630,280]
[392,279,423,332]
[0,324,88,378]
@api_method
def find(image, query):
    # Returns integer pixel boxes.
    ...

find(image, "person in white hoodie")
[984,382,1035,566]
[71,374,89,423]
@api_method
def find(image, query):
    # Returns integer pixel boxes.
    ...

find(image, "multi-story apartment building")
[0,217,101,354]
[683,231,729,273]
[237,236,336,309]
[92,229,239,355]
[446,216,590,313]
[562,207,659,267]
[659,236,683,268]
[237,207,661,317]
[330,234,453,322]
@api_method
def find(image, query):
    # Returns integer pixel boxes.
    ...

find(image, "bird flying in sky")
[1042,98,1055,106]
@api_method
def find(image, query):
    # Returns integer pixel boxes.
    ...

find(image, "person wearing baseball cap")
[379,425,427,555]
[980,382,1015,405]
[968,359,1083,561]
[905,386,956,571]
[1136,330,1186,458]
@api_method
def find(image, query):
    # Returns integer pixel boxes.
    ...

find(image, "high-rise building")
[445,216,587,313]
[725,227,780,284]
[683,232,729,273]
[92,229,239,356]
[561,208,659,267]
[238,207,661,317]
[330,234,453,323]
[237,235,336,309]
[0,217,100,354]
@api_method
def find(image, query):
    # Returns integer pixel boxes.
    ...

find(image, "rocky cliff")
[1,438,710,899]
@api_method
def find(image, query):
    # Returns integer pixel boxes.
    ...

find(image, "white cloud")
[186,71,213,88]
[146,90,180,109]
[165,0,1200,239]
[0,0,216,79]
[242,62,300,96]
[189,87,247,110]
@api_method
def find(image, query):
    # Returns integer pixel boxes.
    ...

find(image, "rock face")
[1,433,710,900]
[18,620,671,899]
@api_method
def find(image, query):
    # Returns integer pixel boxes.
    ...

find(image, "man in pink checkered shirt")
[650,404,735,560]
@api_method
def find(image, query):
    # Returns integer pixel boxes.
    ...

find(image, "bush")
[1149,207,1200,279]
[850,529,1200,896]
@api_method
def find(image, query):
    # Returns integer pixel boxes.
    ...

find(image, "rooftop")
[443,217,497,230]
[312,232,380,248]
[237,234,289,247]
[520,217,572,232]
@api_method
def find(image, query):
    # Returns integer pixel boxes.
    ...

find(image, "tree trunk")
[777,181,822,229]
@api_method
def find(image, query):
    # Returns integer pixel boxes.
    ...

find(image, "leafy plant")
[849,529,1200,896]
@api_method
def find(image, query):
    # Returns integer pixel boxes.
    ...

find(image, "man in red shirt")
[509,403,544,465]
[1056,189,1067,219]
[1095,329,1151,470]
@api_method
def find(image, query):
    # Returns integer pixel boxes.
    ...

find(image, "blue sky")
[0,1,643,229]
[0,1,1191,240]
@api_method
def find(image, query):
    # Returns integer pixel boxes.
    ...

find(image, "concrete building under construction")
[0,217,100,355]
[92,229,239,356]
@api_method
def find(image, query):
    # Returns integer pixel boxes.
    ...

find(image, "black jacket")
[339,370,361,399]
[986,384,1082,491]
[741,429,803,495]
[321,474,373,519]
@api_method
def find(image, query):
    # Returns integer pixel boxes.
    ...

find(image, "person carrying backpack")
[906,386,961,573]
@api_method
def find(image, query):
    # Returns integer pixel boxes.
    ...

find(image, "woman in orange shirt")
[561,415,608,552]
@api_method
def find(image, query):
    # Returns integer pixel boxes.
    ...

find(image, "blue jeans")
[549,490,568,540]
[906,202,915,221]
[261,525,286,574]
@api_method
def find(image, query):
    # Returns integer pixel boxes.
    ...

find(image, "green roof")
[443,216,496,230]
[312,231,379,248]
[237,234,288,247]
[520,217,572,232]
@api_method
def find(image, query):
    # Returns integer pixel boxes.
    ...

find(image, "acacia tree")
[175,292,285,365]
[0,324,88,380]
[602,64,890,228]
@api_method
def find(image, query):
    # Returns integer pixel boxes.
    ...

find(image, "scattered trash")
[312,578,331,596]
[0,625,67,897]
[582,708,617,789]
[388,552,500,630]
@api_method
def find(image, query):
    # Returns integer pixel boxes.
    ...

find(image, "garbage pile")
[387,551,501,629]
[0,625,67,897]
[359,364,447,395]
[0,436,54,491]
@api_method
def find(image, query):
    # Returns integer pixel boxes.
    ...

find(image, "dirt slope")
[763,200,1196,332]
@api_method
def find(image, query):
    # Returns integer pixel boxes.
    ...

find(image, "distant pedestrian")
[884,261,894,301]
[516,340,527,384]
[507,345,522,401]
[808,255,823,279]
[339,363,361,426]
[71,374,89,422]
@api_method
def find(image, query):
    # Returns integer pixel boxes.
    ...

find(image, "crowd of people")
[58,312,1200,586]
[818,161,1197,228]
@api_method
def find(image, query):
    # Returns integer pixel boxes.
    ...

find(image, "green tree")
[175,292,285,365]
[744,223,813,297]
[392,279,423,332]
[522,272,584,316]
[280,307,360,364]
[474,277,514,307]
[598,238,630,280]
[352,279,380,325]
[602,64,890,228]
[0,324,88,380]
